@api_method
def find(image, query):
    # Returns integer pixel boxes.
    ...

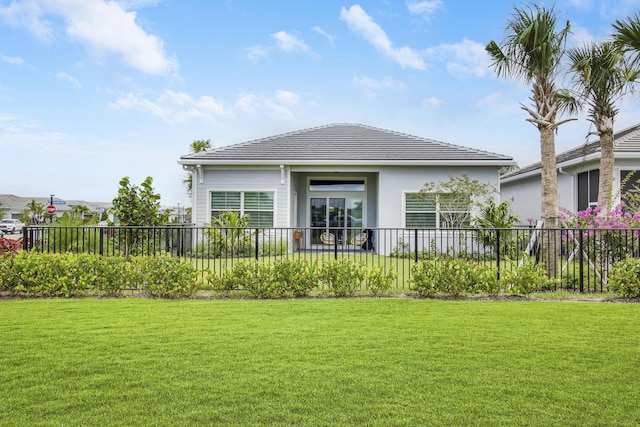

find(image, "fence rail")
[21,225,640,293]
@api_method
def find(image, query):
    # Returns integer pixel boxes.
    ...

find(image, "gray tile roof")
[502,122,640,179]
[179,123,513,164]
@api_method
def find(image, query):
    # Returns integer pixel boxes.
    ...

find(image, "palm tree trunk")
[540,126,559,278]
[597,130,615,212]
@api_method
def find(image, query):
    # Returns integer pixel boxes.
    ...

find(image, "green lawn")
[2,299,639,426]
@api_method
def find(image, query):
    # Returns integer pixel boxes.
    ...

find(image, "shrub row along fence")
[18,224,640,293]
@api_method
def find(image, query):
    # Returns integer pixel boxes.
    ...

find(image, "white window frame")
[209,190,276,227]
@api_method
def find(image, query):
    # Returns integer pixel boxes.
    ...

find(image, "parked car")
[0,219,24,234]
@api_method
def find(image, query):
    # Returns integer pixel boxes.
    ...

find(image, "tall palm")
[613,13,640,66]
[486,4,575,277]
[567,41,639,212]
[184,138,212,198]
[26,199,45,224]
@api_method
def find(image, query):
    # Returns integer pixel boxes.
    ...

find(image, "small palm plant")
[474,200,521,258]
[207,211,253,257]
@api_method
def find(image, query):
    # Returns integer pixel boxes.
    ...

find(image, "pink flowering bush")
[561,204,640,268]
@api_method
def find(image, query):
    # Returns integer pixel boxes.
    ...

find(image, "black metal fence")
[21,225,640,292]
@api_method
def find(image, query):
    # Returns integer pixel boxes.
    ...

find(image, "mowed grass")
[1,299,640,426]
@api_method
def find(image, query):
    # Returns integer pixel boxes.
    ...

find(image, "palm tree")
[184,139,212,198]
[26,199,45,224]
[566,41,639,212]
[71,204,90,222]
[486,4,575,277]
[613,13,640,66]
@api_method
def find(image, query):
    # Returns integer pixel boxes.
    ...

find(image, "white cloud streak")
[407,0,442,21]
[353,75,404,98]
[271,31,310,53]
[0,0,177,75]
[340,4,426,70]
[110,89,302,123]
[425,38,490,78]
[1,55,25,66]
[56,72,82,88]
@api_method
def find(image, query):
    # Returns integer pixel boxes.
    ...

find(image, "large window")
[405,192,470,228]
[577,170,599,211]
[211,191,274,227]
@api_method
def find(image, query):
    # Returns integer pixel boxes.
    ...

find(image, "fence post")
[496,228,501,280]
[579,228,584,293]
[414,229,418,263]
[99,227,104,256]
[22,227,28,251]
[253,228,259,261]
[334,232,338,260]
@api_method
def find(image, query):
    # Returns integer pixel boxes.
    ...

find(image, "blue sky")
[2,0,640,207]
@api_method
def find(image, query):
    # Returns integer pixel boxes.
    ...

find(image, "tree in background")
[111,176,168,226]
[20,200,45,224]
[486,4,575,277]
[71,205,91,222]
[184,139,211,198]
[566,41,639,212]
[420,173,495,229]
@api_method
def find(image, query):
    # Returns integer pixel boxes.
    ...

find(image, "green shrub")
[608,257,640,297]
[207,259,319,298]
[271,258,318,297]
[318,259,366,297]
[135,255,202,298]
[411,256,502,297]
[366,266,396,296]
[207,261,255,296]
[1,252,200,298]
[501,258,559,296]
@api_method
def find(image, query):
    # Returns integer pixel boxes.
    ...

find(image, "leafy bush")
[318,259,366,297]
[501,257,560,296]
[366,266,397,296]
[0,252,200,298]
[207,261,255,296]
[207,259,318,298]
[608,257,640,297]
[412,257,474,297]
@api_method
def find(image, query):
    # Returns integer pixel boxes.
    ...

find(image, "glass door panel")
[310,197,347,245]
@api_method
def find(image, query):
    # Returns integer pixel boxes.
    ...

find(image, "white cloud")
[407,0,442,21]
[340,4,426,70]
[353,75,404,97]
[568,24,601,47]
[111,89,302,123]
[245,45,270,62]
[426,38,490,78]
[233,90,302,120]
[312,26,335,44]
[271,31,310,53]
[275,89,300,106]
[110,90,226,123]
[0,0,177,75]
[422,96,442,107]
[1,55,25,66]
[56,72,82,88]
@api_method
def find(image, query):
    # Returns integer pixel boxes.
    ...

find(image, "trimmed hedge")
[0,252,201,298]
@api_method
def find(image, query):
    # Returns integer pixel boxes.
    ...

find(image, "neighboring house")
[501,122,640,221]
[0,194,112,222]
[179,123,513,254]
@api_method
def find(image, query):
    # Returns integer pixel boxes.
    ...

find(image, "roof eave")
[178,159,515,167]
[501,151,640,183]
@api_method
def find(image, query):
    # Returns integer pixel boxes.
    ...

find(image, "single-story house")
[501,122,640,220]
[178,123,513,253]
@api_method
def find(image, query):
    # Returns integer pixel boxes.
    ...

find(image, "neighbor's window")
[577,170,599,211]
[211,191,274,227]
[405,193,436,227]
[405,192,470,228]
